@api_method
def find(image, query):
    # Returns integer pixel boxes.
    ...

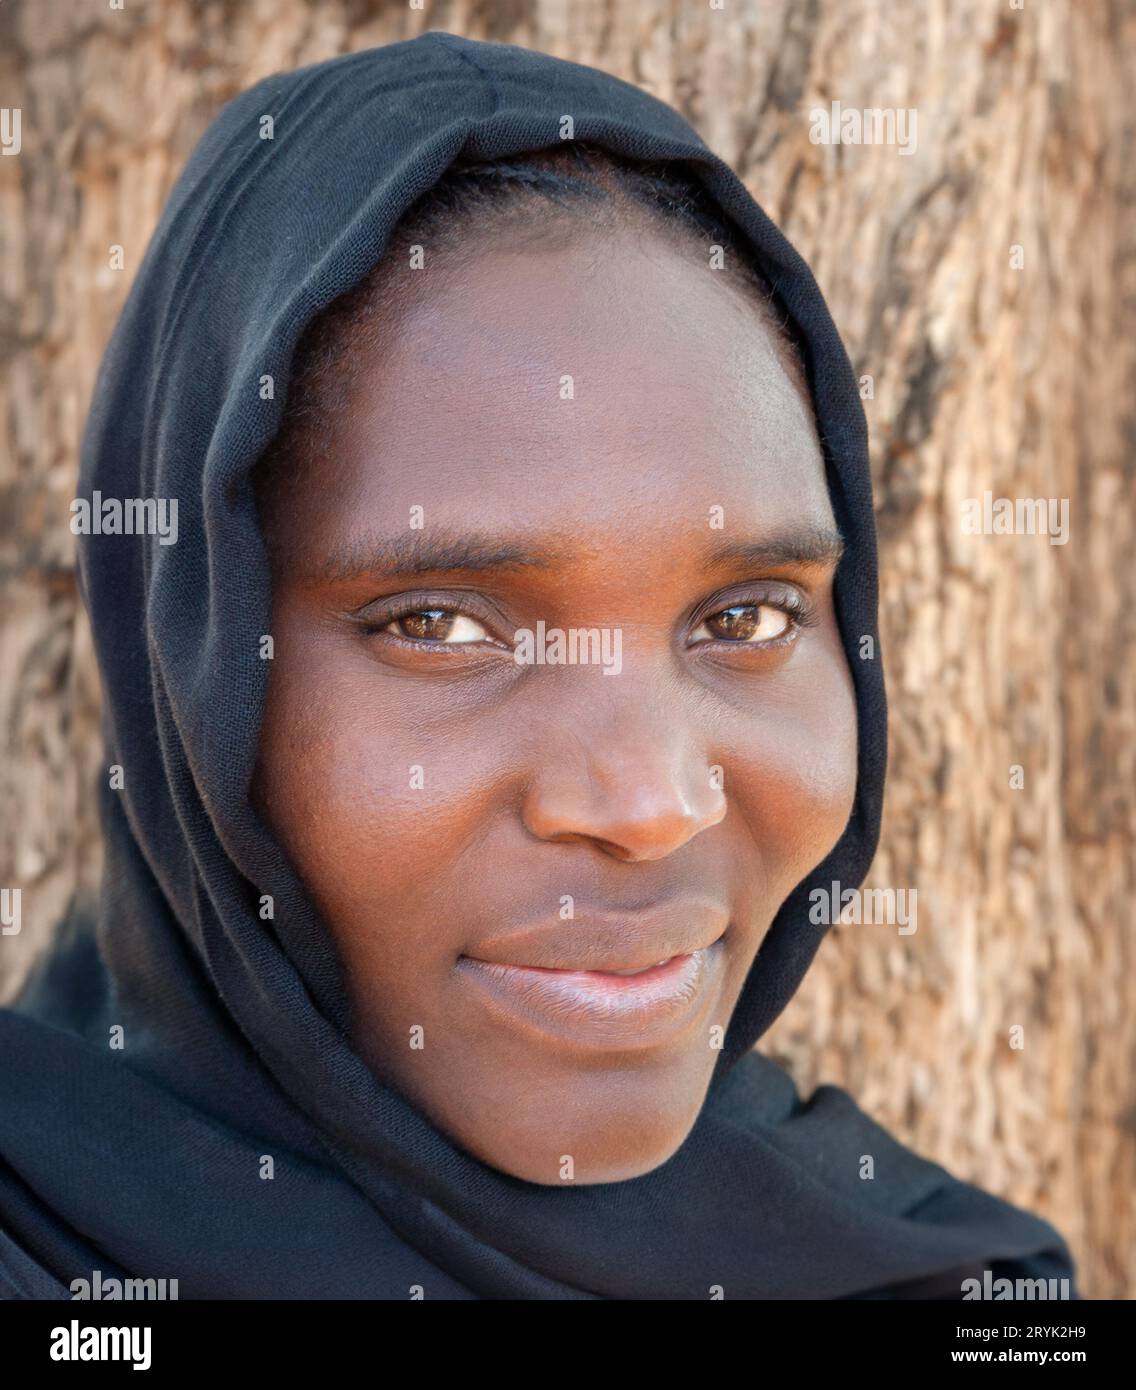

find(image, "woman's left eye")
[382,608,491,644]
[690,603,793,644]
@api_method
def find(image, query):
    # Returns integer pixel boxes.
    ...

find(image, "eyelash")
[356,587,818,654]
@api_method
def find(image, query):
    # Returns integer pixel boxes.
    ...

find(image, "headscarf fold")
[0,31,1074,1299]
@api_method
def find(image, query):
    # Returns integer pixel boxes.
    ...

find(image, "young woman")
[0,31,1075,1299]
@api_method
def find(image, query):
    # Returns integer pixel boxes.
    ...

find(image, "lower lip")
[456,943,725,1052]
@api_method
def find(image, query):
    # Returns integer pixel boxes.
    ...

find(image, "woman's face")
[253,222,857,1184]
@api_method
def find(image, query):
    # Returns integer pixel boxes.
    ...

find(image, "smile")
[455,943,726,1052]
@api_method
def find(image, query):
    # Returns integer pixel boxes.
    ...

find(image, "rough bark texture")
[1,0,1132,1297]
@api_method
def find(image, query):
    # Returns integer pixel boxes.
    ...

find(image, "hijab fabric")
[0,31,1076,1299]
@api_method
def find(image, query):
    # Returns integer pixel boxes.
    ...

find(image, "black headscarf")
[0,31,1076,1299]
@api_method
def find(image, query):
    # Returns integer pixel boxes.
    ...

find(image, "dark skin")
[252,221,858,1185]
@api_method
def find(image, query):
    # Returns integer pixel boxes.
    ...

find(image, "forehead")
[276,228,833,556]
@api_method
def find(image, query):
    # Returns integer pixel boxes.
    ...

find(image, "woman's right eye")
[382,608,491,644]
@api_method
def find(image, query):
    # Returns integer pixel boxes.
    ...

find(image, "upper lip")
[461,901,729,973]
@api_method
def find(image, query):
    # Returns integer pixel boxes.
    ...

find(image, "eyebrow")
[699,525,845,574]
[308,522,845,585]
[310,529,572,584]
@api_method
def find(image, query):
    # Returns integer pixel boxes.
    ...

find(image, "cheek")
[722,653,859,895]
[255,649,506,942]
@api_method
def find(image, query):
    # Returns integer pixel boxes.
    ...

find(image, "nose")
[520,682,727,862]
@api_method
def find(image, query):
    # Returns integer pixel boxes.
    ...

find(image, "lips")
[456,900,731,1050]
[463,899,729,975]
[604,959,671,976]
[457,945,726,1051]
[517,957,675,977]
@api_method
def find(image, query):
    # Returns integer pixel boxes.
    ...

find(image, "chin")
[459,1095,701,1187]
